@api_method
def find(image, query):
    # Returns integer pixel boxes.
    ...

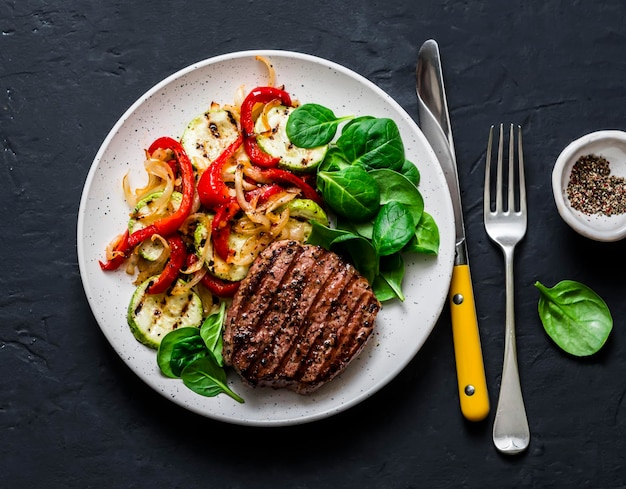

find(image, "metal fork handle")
[492,245,530,455]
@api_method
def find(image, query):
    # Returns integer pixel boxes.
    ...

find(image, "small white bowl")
[552,130,626,242]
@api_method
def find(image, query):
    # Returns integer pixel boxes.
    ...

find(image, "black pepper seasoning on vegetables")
[566,154,626,215]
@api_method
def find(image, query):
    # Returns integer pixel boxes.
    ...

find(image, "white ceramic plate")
[77,50,455,426]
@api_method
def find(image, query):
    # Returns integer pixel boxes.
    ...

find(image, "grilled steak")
[223,240,380,394]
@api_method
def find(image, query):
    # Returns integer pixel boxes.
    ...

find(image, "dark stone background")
[2,1,626,487]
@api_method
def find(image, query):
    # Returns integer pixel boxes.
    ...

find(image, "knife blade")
[416,39,489,422]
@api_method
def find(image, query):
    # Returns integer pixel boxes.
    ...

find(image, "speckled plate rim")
[552,130,626,242]
[77,49,455,426]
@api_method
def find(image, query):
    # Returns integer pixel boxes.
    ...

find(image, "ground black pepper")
[566,154,626,215]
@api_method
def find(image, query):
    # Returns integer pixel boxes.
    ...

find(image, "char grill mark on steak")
[297,273,374,387]
[241,245,324,380]
[308,288,380,386]
[274,256,354,382]
[223,240,380,394]
[222,241,303,368]
[248,246,336,382]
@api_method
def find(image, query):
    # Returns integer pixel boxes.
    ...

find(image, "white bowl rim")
[552,129,626,242]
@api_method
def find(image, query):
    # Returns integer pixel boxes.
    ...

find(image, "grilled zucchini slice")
[255,105,327,173]
[193,221,250,283]
[128,277,203,349]
[128,191,182,261]
[181,107,240,168]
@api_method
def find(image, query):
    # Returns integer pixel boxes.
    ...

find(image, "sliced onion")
[242,164,273,184]
[258,99,282,134]
[233,216,264,235]
[123,171,164,208]
[235,162,270,228]
[234,231,274,266]
[142,159,175,217]
[256,189,297,213]
[270,207,290,237]
[256,55,276,87]
[173,267,206,295]
[104,232,126,261]
[195,284,216,317]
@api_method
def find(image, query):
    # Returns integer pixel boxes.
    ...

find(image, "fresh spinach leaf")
[376,253,406,301]
[157,327,206,378]
[286,103,352,148]
[336,117,405,171]
[372,275,398,302]
[181,357,245,403]
[404,212,440,255]
[291,103,439,303]
[307,221,378,282]
[336,216,374,240]
[370,168,424,226]
[372,201,415,256]
[200,302,226,367]
[342,115,376,130]
[319,146,350,172]
[331,233,379,284]
[535,280,613,357]
[400,160,420,187]
[306,220,358,249]
[156,308,244,402]
[317,166,380,221]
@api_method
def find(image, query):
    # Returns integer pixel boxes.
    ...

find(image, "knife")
[416,39,489,422]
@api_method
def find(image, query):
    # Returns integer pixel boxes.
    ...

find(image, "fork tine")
[484,125,494,215]
[508,124,515,212]
[517,125,527,213]
[496,123,504,212]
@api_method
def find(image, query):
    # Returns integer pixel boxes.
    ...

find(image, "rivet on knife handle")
[449,262,490,422]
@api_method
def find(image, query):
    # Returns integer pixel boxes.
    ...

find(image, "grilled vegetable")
[181,107,241,169]
[193,221,250,283]
[255,105,327,172]
[128,191,182,261]
[127,276,203,349]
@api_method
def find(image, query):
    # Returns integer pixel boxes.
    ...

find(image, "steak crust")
[223,240,380,394]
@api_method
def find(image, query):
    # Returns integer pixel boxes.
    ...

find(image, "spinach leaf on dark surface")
[535,280,613,357]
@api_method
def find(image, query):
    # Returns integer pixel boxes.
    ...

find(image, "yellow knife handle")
[449,264,490,421]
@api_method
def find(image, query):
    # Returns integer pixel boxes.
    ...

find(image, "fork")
[484,123,530,455]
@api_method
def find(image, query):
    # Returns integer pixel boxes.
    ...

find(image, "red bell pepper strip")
[258,167,322,205]
[211,199,240,262]
[245,183,283,205]
[99,230,130,271]
[240,86,292,168]
[147,233,187,294]
[201,273,240,298]
[99,137,195,271]
[197,134,243,210]
[186,253,240,297]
